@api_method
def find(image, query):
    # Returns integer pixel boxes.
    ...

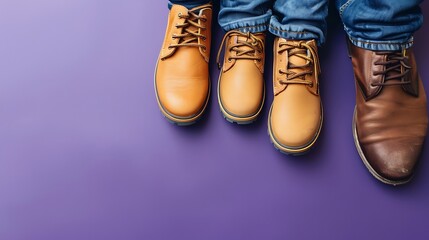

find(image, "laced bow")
[216,30,264,69]
[277,41,320,87]
[372,50,411,86]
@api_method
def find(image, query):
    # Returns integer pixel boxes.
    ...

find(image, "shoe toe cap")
[220,89,263,118]
[271,118,320,148]
[156,78,209,119]
[361,140,421,182]
[270,99,322,148]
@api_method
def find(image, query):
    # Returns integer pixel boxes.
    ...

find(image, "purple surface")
[1,1,429,239]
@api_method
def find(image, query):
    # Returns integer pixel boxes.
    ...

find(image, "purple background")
[1,1,429,239]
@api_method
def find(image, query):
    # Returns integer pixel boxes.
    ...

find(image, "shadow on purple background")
[0,1,428,239]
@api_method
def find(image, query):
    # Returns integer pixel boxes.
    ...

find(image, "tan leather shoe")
[216,30,265,124]
[349,42,428,185]
[268,38,323,155]
[154,3,212,125]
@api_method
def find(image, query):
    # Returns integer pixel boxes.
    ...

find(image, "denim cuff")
[268,16,325,46]
[219,9,271,33]
[168,1,211,10]
[348,35,414,51]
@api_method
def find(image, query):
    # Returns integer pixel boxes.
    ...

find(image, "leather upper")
[155,4,212,121]
[217,31,265,120]
[350,43,428,181]
[269,38,322,151]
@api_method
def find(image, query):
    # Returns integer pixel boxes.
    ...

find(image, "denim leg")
[168,0,211,9]
[218,0,272,33]
[269,0,329,46]
[336,0,423,51]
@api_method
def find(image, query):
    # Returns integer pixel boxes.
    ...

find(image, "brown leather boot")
[349,42,428,185]
[154,3,212,125]
[268,38,323,155]
[216,30,265,124]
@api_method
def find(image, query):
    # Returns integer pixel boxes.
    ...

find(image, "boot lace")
[278,41,320,87]
[216,30,264,69]
[169,11,207,50]
[372,50,411,86]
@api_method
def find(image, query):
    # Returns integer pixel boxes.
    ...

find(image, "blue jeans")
[168,0,210,9]
[336,0,423,50]
[169,0,423,51]
[219,0,329,46]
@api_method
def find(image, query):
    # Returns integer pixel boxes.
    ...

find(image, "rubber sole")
[352,107,412,186]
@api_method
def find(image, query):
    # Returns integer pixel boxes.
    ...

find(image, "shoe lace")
[216,30,264,69]
[372,50,411,86]
[278,41,320,87]
[169,11,207,50]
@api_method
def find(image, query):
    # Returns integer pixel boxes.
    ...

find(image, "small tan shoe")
[154,3,212,125]
[216,30,265,124]
[349,42,428,185]
[268,38,323,155]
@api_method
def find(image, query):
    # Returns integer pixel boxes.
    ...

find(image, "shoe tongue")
[235,35,258,55]
[384,52,405,82]
[190,3,211,13]
[385,67,400,81]
[288,48,311,79]
[289,49,308,66]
